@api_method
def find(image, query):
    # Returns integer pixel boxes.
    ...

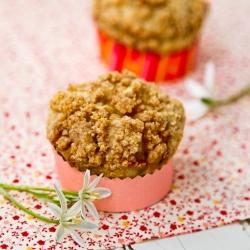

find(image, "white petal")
[54,183,67,215]
[78,189,83,200]
[204,61,215,92]
[182,101,210,121]
[48,202,61,218]
[93,187,112,199]
[81,201,86,219]
[85,202,99,220]
[83,170,90,190]
[67,227,86,248]
[56,224,67,242]
[68,219,99,232]
[67,200,81,216]
[185,79,212,98]
[88,173,103,190]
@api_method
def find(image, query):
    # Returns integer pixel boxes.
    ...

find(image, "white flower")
[183,62,215,121]
[48,184,99,247]
[76,170,111,220]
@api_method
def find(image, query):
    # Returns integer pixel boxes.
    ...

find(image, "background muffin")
[47,70,185,179]
[93,0,208,82]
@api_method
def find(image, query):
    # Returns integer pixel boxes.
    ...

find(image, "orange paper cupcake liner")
[54,151,174,212]
[97,28,198,82]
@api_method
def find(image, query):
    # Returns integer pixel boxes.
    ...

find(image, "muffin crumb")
[93,0,208,53]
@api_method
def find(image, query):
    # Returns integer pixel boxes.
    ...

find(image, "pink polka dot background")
[0,0,250,249]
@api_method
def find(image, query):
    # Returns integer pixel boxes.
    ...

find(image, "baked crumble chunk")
[93,0,208,53]
[47,70,185,178]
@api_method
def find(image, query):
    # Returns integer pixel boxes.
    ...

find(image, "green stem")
[0,183,78,197]
[202,84,250,107]
[0,187,59,224]
[214,84,250,107]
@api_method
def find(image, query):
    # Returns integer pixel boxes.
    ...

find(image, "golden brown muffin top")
[93,0,208,54]
[47,70,185,179]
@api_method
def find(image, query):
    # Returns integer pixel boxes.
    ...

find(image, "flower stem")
[202,84,250,107]
[0,187,59,224]
[0,183,78,197]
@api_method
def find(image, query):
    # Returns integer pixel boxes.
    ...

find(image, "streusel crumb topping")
[47,70,185,178]
[93,0,208,53]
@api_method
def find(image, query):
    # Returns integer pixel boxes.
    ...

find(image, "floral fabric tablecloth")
[0,0,250,249]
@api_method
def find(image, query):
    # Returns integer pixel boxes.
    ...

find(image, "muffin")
[47,70,185,211]
[93,0,208,82]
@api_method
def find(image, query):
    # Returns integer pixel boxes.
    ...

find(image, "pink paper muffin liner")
[54,151,174,212]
